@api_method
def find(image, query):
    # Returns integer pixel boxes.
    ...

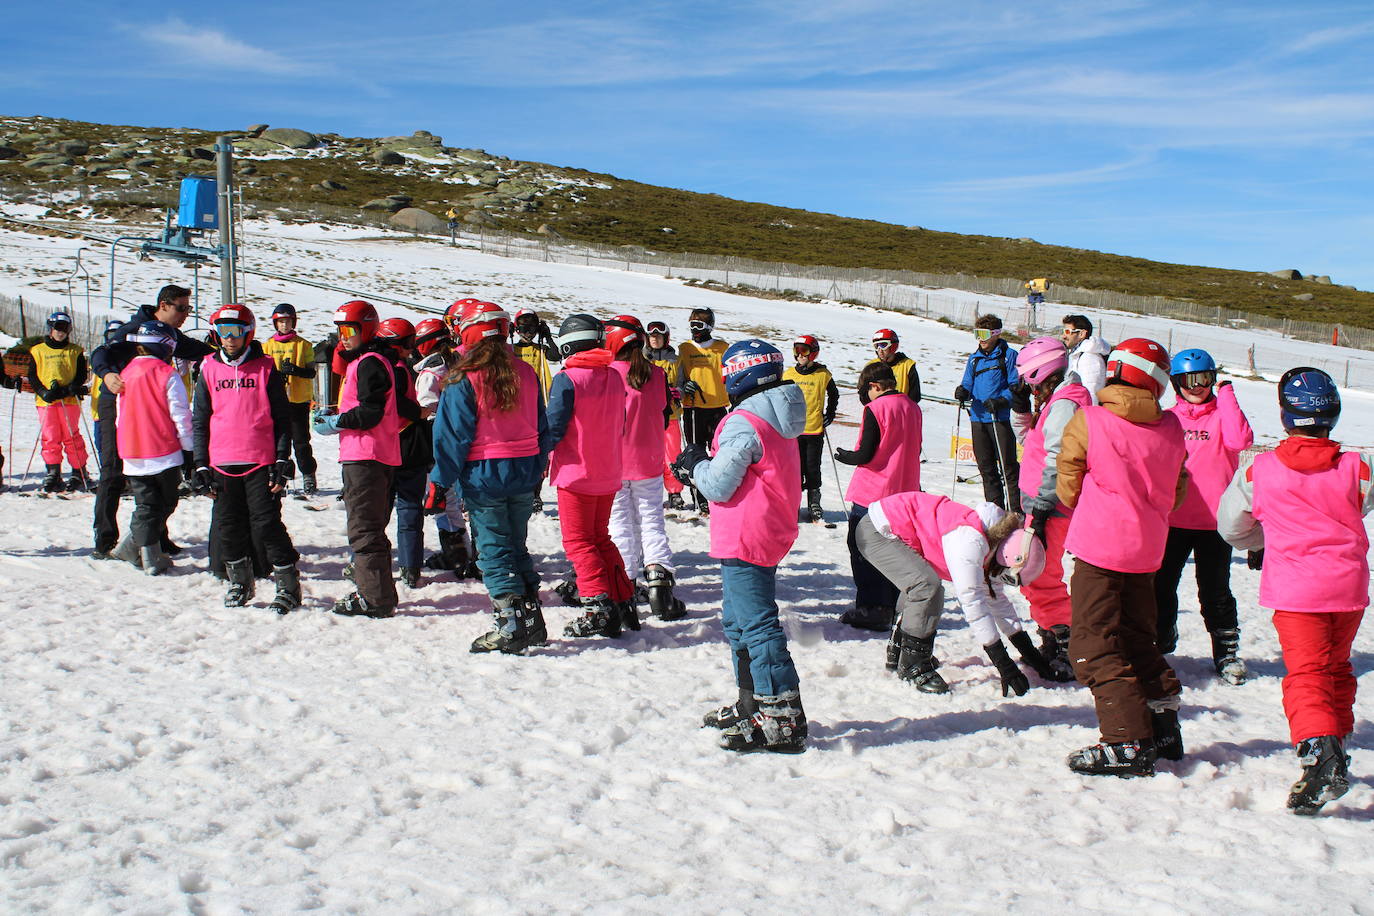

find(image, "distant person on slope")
[781,334,838,523]
[1062,314,1110,404]
[676,307,729,516]
[27,310,91,494]
[644,320,687,512]
[260,303,318,495]
[863,329,921,404]
[954,314,1020,511]
[673,339,809,754]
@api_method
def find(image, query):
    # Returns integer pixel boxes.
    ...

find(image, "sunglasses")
[215,322,249,339]
[1177,370,1216,389]
[975,328,1001,341]
[165,302,192,314]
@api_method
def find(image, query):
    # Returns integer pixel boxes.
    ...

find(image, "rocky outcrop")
[389,207,447,234]
[372,150,404,166]
[1269,269,1302,280]
[260,128,317,149]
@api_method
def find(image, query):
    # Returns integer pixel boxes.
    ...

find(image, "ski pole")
[81,408,101,472]
[823,428,850,517]
[5,386,16,490]
[951,401,965,498]
[988,408,1016,512]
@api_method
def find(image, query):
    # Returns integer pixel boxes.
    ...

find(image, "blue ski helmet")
[1170,348,1217,391]
[103,318,123,343]
[1278,367,1340,432]
[127,320,177,362]
[722,338,784,402]
[47,310,73,331]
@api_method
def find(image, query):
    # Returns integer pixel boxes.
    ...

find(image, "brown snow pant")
[343,460,398,613]
[1069,559,1181,743]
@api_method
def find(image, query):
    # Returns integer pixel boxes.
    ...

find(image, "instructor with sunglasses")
[953,314,1021,512]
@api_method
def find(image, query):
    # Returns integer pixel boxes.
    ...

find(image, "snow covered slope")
[1,222,1372,913]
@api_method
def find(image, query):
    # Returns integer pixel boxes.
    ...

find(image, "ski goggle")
[337,323,361,339]
[873,339,896,351]
[1175,370,1216,389]
[974,328,1002,342]
[215,322,249,339]
[49,321,71,332]
[688,320,711,332]
[646,323,668,336]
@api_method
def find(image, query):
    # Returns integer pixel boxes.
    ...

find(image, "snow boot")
[563,594,621,639]
[269,564,303,615]
[1287,736,1350,816]
[66,467,91,493]
[112,535,142,569]
[617,598,641,632]
[1209,627,1249,685]
[470,594,530,654]
[1067,740,1156,778]
[332,592,395,618]
[521,590,548,646]
[984,639,1030,697]
[807,489,824,524]
[42,463,64,494]
[1150,707,1184,762]
[644,564,686,621]
[224,556,256,607]
[1008,629,1055,681]
[398,567,422,589]
[719,691,808,754]
[666,491,687,512]
[895,632,949,694]
[301,473,318,496]
[423,529,469,577]
[139,544,171,576]
[1038,625,1077,682]
[840,604,895,632]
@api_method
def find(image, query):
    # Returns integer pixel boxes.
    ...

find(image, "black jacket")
[90,304,214,381]
[335,342,421,432]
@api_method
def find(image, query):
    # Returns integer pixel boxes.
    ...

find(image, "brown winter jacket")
[1056,383,1189,510]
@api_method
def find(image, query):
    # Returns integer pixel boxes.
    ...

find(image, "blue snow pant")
[847,503,899,610]
[391,467,427,570]
[466,489,537,599]
[721,558,800,697]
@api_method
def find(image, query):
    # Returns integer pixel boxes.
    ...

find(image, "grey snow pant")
[854,515,945,638]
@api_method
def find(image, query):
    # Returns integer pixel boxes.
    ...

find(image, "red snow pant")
[38,403,88,468]
[1273,609,1364,745]
[558,488,633,601]
[1020,511,1072,629]
[662,418,684,495]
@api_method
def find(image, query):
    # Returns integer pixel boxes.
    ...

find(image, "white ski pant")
[610,477,672,577]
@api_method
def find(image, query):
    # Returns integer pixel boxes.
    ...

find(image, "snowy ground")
[2,222,1373,913]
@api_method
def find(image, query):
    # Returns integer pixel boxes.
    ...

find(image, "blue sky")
[6,1,1374,290]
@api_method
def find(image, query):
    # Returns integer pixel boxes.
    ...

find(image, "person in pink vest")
[191,304,301,614]
[1218,367,1373,815]
[605,315,686,622]
[545,313,635,638]
[835,362,924,633]
[855,490,1052,695]
[1154,348,1255,685]
[1056,338,1189,778]
[431,300,552,654]
[111,321,194,576]
[1013,336,1092,682]
[312,300,419,619]
[672,339,809,754]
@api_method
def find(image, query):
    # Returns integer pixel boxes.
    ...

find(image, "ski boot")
[807,489,824,524]
[161,536,182,556]
[423,529,464,576]
[695,494,711,517]
[224,557,256,607]
[342,561,355,582]
[984,639,1030,697]
[665,491,687,512]
[112,536,142,569]
[719,691,808,754]
[1150,704,1184,762]
[42,463,64,494]
[470,594,530,654]
[894,632,949,693]
[398,567,422,589]
[301,473,318,496]
[1287,736,1350,816]
[1066,740,1156,778]
[269,564,303,615]
[333,592,395,619]
[617,596,641,632]
[563,594,621,638]
[840,604,894,632]
[139,544,171,577]
[885,624,901,672]
[703,690,757,729]
[1210,627,1249,685]
[554,576,580,607]
[66,467,91,493]
[1038,625,1077,682]
[644,564,686,621]
[522,587,548,646]
[531,491,544,514]
[1008,630,1055,681]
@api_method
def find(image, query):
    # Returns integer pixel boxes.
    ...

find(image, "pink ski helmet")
[1015,336,1069,387]
[993,526,1046,587]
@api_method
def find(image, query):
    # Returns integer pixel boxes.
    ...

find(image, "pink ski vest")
[549,364,626,495]
[845,394,923,507]
[467,357,542,461]
[1250,450,1370,613]
[1018,382,1092,502]
[1168,386,1254,530]
[117,357,182,461]
[611,360,668,481]
[876,491,982,581]
[199,354,277,470]
[709,410,801,567]
[1065,406,1186,573]
[339,351,401,466]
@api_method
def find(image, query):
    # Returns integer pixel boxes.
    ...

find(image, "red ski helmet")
[872,328,899,352]
[333,299,379,343]
[605,314,645,355]
[378,317,416,348]
[458,300,510,349]
[793,334,820,356]
[210,303,256,344]
[1106,337,1171,399]
[414,318,448,357]
[446,298,483,332]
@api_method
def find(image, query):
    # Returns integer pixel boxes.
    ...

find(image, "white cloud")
[133,19,304,74]
[929,152,1156,193]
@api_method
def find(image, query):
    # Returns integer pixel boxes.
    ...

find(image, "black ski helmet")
[271,303,297,321]
[557,313,605,357]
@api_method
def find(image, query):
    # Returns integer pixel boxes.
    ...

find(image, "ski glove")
[680,380,703,402]
[954,385,971,403]
[269,459,295,490]
[1029,506,1052,542]
[423,481,447,515]
[984,397,1010,412]
[1010,383,1032,414]
[1247,549,1264,570]
[313,410,342,436]
[192,467,216,496]
[671,443,709,484]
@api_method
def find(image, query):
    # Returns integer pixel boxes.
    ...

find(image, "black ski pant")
[92,390,124,552]
[847,503,899,611]
[286,401,317,475]
[129,468,181,549]
[971,419,1020,512]
[1153,526,1238,654]
[798,434,824,494]
[213,465,299,571]
[682,406,727,509]
[343,460,398,612]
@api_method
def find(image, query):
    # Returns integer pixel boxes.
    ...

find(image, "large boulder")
[246,124,269,136]
[57,139,89,156]
[1269,269,1302,280]
[318,180,346,191]
[389,207,447,234]
[464,210,499,228]
[260,127,317,149]
[0,146,20,160]
[1311,275,1333,285]
[496,181,539,201]
[1291,293,1315,301]
[362,198,405,212]
[372,149,404,166]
